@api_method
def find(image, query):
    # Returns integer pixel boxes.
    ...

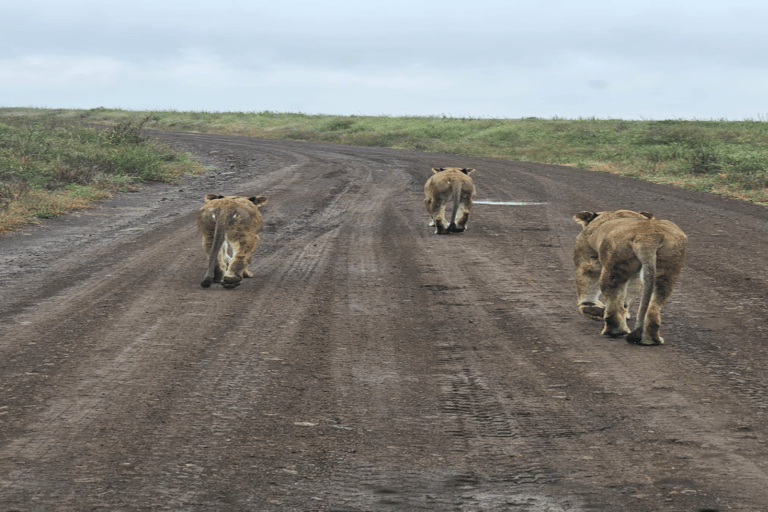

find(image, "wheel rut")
[1,132,768,510]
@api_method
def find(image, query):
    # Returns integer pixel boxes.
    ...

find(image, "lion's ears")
[249,196,268,207]
[573,211,599,227]
[574,211,655,227]
[203,194,267,207]
[430,167,476,174]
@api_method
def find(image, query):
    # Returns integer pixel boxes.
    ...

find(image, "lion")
[424,167,476,234]
[196,194,268,289]
[572,209,687,345]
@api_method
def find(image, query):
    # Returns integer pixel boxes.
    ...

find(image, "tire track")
[4,133,768,510]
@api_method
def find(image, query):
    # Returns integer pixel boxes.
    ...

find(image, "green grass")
[2,107,768,232]
[0,110,207,233]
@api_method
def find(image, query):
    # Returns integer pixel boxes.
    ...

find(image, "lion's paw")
[579,302,605,321]
[222,275,243,289]
[626,329,663,346]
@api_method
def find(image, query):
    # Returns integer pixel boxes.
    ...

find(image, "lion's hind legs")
[201,265,226,288]
[626,328,664,346]
[599,291,632,337]
[600,297,632,337]
[433,209,451,235]
[626,310,664,345]
[425,196,451,234]
[433,214,450,234]
[221,236,258,288]
[448,211,470,233]
[450,198,472,233]
[199,237,228,288]
[221,275,243,289]
[626,289,668,345]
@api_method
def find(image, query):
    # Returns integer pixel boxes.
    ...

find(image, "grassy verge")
[2,107,768,232]
[0,110,207,233]
[69,107,768,203]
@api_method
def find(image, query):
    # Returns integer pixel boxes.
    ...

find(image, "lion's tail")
[449,179,462,229]
[631,235,663,335]
[207,208,235,278]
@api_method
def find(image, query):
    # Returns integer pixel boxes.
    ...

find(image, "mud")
[2,131,768,511]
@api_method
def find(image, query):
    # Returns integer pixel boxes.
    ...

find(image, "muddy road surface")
[2,131,768,511]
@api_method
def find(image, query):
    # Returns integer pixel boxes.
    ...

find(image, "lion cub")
[196,194,267,289]
[573,209,687,345]
[424,167,476,234]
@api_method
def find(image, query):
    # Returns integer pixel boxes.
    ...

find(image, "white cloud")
[0,55,124,86]
[2,0,768,118]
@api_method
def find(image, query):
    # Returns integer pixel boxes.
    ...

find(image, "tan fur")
[423,167,477,234]
[573,209,687,345]
[196,194,267,289]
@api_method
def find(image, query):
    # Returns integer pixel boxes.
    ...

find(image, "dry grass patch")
[0,189,109,234]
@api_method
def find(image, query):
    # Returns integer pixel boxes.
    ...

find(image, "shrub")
[690,144,721,175]
[103,115,158,146]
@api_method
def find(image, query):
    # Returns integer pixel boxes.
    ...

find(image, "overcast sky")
[3,0,767,119]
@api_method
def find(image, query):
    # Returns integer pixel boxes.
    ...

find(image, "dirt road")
[2,131,768,511]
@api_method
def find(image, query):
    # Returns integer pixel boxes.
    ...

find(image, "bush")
[690,144,721,175]
[0,110,206,230]
[103,115,158,145]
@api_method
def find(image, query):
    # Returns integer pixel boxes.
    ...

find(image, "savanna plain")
[1,109,768,511]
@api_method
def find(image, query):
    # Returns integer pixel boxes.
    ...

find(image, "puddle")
[474,201,546,206]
